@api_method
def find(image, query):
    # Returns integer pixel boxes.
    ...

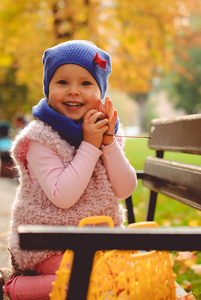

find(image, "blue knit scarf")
[32,98,119,147]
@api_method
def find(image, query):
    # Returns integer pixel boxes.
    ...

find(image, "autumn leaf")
[177,292,196,300]
[174,251,198,267]
[188,220,199,227]
[183,280,193,290]
[190,264,201,275]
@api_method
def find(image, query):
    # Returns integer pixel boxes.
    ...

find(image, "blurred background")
[1,2,201,294]
[1,0,201,133]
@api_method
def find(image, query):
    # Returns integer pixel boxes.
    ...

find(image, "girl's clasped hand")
[83,96,116,148]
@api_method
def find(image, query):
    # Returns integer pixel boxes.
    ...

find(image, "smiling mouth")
[64,102,84,108]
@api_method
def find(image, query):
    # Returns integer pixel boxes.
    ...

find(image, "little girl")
[3,40,137,299]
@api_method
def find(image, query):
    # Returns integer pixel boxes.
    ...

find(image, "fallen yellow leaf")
[188,220,199,227]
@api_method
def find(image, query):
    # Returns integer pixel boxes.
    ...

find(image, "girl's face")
[48,64,101,122]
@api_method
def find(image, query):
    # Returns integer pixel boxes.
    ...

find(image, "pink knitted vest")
[9,120,125,271]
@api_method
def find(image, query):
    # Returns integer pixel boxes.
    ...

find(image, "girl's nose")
[67,84,80,96]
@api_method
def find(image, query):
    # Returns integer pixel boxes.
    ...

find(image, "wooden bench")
[19,114,201,299]
[126,113,201,224]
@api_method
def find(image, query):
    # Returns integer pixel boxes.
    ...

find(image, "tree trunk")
[130,93,148,133]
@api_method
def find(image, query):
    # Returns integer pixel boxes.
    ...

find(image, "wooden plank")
[148,114,201,154]
[136,170,144,179]
[143,157,201,210]
[18,225,201,251]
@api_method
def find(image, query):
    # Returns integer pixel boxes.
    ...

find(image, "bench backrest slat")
[143,157,201,210]
[148,114,201,154]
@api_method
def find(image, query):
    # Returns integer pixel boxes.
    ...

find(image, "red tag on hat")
[93,52,107,70]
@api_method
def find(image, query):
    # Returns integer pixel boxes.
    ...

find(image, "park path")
[0,177,17,268]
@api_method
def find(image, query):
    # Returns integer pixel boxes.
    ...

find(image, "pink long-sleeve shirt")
[27,139,137,209]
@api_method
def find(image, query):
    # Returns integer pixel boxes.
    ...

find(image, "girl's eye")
[58,80,67,85]
[82,81,91,86]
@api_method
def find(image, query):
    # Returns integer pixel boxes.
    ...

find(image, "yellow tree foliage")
[1,0,201,116]
[0,0,107,107]
[0,0,55,104]
[109,0,201,94]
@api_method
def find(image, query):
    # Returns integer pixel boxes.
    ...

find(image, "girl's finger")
[83,109,98,121]
[104,96,108,111]
[96,99,103,112]
[104,96,111,117]
[107,99,114,121]
[89,111,105,124]
[104,96,113,121]
[111,109,118,127]
[95,118,109,128]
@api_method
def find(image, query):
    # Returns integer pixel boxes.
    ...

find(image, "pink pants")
[3,254,64,300]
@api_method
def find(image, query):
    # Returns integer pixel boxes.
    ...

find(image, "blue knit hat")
[42,40,111,99]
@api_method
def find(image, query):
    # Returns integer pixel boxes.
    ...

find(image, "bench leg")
[146,190,158,221]
[125,196,135,224]
[67,248,95,300]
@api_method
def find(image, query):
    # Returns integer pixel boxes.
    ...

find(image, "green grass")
[124,138,201,299]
